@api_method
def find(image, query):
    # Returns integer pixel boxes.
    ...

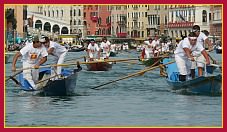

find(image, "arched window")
[78,20,81,25]
[56,10,59,17]
[48,11,50,17]
[74,20,76,25]
[44,11,46,16]
[52,10,54,17]
[202,10,207,22]
[61,10,63,17]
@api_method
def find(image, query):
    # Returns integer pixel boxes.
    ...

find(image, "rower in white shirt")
[87,39,100,61]
[174,32,210,81]
[100,37,111,59]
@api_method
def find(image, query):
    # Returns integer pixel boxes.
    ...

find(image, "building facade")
[127,5,149,40]
[27,5,70,36]
[83,5,111,39]
[210,5,222,41]
[147,5,168,37]
[5,5,26,37]
[70,5,84,37]
[110,5,127,38]
[168,5,211,39]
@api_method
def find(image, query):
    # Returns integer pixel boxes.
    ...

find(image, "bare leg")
[198,67,203,76]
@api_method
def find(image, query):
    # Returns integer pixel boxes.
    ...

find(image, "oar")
[36,74,59,85]
[208,53,217,64]
[91,59,174,90]
[14,58,140,71]
[5,70,23,82]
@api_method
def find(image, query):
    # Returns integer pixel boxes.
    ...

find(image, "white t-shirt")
[151,40,160,49]
[49,41,67,57]
[87,43,100,58]
[20,43,48,64]
[100,41,110,53]
[174,38,204,57]
[110,44,116,52]
[197,32,208,47]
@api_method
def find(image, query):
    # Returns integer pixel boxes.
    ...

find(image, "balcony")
[167,21,194,28]
[132,17,138,21]
[117,32,127,38]
[107,23,111,27]
[147,25,157,29]
[132,26,139,30]
[117,21,126,25]
[91,16,98,22]
[212,19,222,25]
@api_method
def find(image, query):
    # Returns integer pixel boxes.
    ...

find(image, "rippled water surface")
[5,50,222,127]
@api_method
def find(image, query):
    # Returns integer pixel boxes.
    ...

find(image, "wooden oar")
[91,59,174,90]
[208,53,217,64]
[15,58,140,71]
[5,70,23,82]
[36,74,59,85]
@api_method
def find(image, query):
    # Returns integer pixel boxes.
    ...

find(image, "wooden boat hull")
[167,75,222,95]
[18,67,81,96]
[86,62,113,71]
[163,58,222,95]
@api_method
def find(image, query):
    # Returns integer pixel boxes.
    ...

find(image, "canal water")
[5,50,222,127]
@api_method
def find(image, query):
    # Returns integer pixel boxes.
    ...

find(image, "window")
[52,10,54,17]
[48,11,50,17]
[202,10,207,22]
[78,20,81,25]
[145,12,147,17]
[61,10,63,17]
[56,10,59,17]
[84,12,86,18]
[78,9,81,16]
[74,9,76,16]
[74,20,76,25]
[209,13,211,21]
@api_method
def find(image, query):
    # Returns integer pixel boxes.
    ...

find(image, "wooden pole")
[91,59,174,90]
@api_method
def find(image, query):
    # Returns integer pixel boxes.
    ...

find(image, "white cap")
[39,38,46,43]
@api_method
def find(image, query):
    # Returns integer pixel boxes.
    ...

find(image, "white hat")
[39,38,46,43]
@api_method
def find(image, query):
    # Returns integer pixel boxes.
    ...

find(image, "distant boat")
[84,58,113,71]
[163,58,222,96]
[68,46,85,52]
[86,61,113,71]
[18,67,82,96]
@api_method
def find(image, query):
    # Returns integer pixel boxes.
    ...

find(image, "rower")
[192,25,214,76]
[174,32,210,81]
[11,35,48,90]
[100,37,111,59]
[87,39,100,61]
[142,38,154,60]
[151,36,160,57]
